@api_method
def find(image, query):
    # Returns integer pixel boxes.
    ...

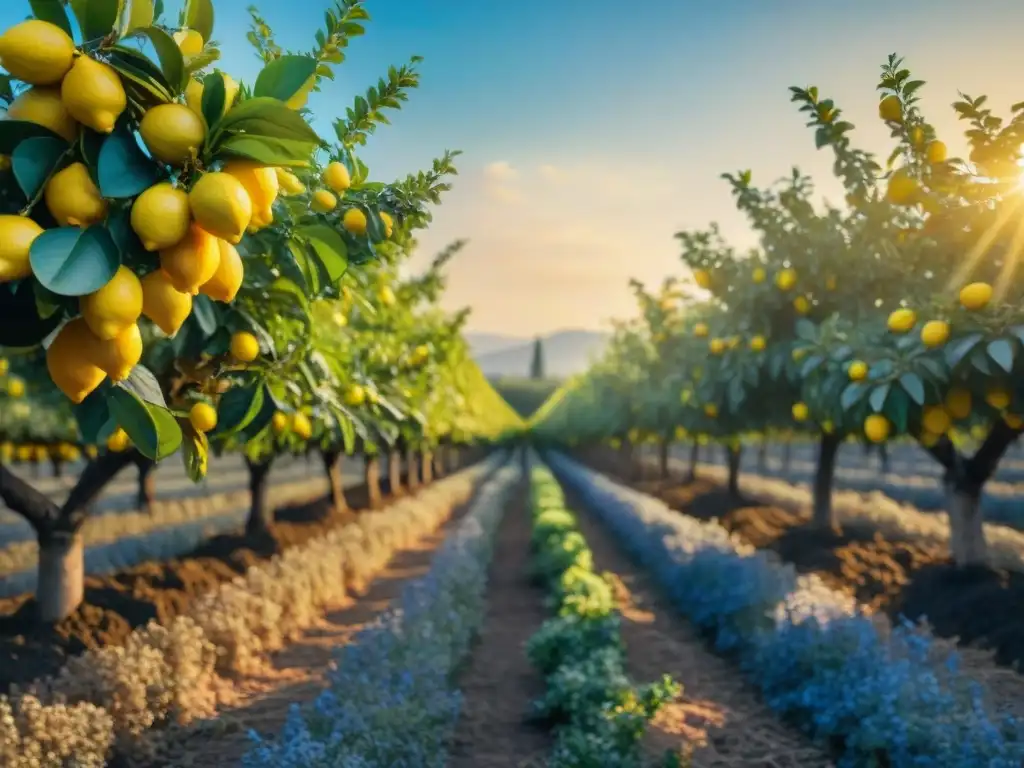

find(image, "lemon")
[878,95,902,122]
[752,267,766,283]
[986,386,1011,410]
[200,240,244,302]
[141,270,193,335]
[291,412,312,439]
[920,320,950,348]
[1003,413,1023,430]
[971,424,988,441]
[864,414,890,443]
[6,378,24,398]
[922,405,951,435]
[704,403,718,418]
[848,360,868,381]
[285,75,316,110]
[44,162,108,227]
[80,265,143,340]
[271,411,289,434]
[189,402,217,432]
[825,276,837,291]
[5,86,78,141]
[90,322,142,381]
[792,348,806,361]
[106,427,130,452]
[709,338,725,355]
[189,172,252,244]
[887,308,916,333]
[821,420,834,434]
[131,183,191,251]
[222,160,278,231]
[84,445,98,459]
[46,317,107,403]
[910,126,926,146]
[0,20,75,85]
[230,331,260,362]
[0,215,43,282]
[333,311,347,327]
[692,269,712,290]
[886,170,918,205]
[775,268,797,291]
[61,56,126,134]
[380,211,393,238]
[275,168,305,195]
[173,28,204,56]
[342,208,367,235]
[323,161,351,192]
[311,189,336,213]
[345,384,366,406]
[792,402,809,421]
[692,322,708,338]
[160,223,220,294]
[945,388,973,420]
[959,282,992,311]
[0,359,7,375]
[749,335,766,351]
[185,73,239,122]
[926,140,947,164]
[140,104,206,165]
[793,296,811,315]
[377,285,396,306]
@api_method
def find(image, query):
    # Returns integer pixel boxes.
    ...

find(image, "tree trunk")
[781,440,792,476]
[658,436,670,480]
[685,442,699,483]
[726,445,742,499]
[388,450,403,495]
[37,531,84,622]
[406,447,421,491]
[619,438,634,479]
[945,479,986,566]
[135,457,155,512]
[365,455,382,509]
[757,438,768,474]
[245,458,273,536]
[50,457,63,479]
[422,451,434,484]
[447,445,460,472]
[321,448,348,514]
[434,448,446,478]
[878,443,890,474]
[811,432,842,532]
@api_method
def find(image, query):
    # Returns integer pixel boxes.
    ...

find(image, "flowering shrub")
[242,460,521,767]
[525,460,681,768]
[0,460,496,767]
[551,453,1024,768]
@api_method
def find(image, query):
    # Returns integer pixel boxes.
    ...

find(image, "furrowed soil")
[447,481,552,768]
[0,476,413,692]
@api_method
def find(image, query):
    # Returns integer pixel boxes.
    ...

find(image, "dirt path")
[159,498,475,767]
[447,484,552,768]
[569,495,835,768]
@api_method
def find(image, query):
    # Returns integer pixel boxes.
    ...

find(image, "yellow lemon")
[793,296,811,315]
[848,360,868,381]
[752,267,766,283]
[792,348,806,361]
[377,285,396,306]
[704,403,718,418]
[141,270,193,335]
[886,170,918,205]
[46,317,107,403]
[0,215,44,282]
[271,411,289,434]
[693,322,708,338]
[345,384,366,406]
[80,265,143,341]
[160,223,221,294]
[380,211,393,238]
[709,338,725,355]
[825,275,837,291]
[140,103,206,165]
[878,95,902,122]
[230,331,260,362]
[200,240,244,303]
[0,359,7,375]
[692,269,712,290]
[106,427,130,452]
[5,86,78,141]
[275,168,305,195]
[922,405,951,435]
[750,336,767,352]
[44,162,108,227]
[792,402,809,422]
[864,414,890,443]
[131,183,191,251]
[945,388,973,420]
[173,28,204,56]
[959,282,992,311]
[189,172,252,244]
[986,386,1011,410]
[887,308,916,333]
[822,420,834,434]
[919,320,950,348]
[311,189,336,213]
[0,20,75,85]
[89,322,142,381]
[185,73,239,122]
[222,161,278,231]
[6,378,24,398]
[323,161,351,192]
[189,402,217,432]
[61,56,126,134]
[342,208,367,235]
[910,126,926,146]
[926,140,947,164]
[775,268,797,291]
[1003,413,1023,430]
[291,412,312,439]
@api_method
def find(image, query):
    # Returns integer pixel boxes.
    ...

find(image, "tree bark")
[135,456,155,512]
[422,450,434,484]
[447,445,460,472]
[658,436,670,480]
[945,480,986,566]
[321,448,348,514]
[365,455,382,509]
[811,432,842,532]
[245,457,273,536]
[781,440,792,476]
[50,457,63,479]
[388,450,403,495]
[726,445,742,499]
[685,442,699,483]
[757,438,768,474]
[878,443,890,474]
[406,447,421,491]
[37,531,84,622]
[433,448,445,478]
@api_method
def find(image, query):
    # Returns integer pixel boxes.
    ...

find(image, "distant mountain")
[472,329,610,379]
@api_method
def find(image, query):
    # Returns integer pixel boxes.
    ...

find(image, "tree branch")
[0,463,60,536]
[61,449,138,532]
[923,435,956,471]
[968,419,1022,485]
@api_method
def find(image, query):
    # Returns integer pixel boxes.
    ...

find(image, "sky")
[6,0,1024,337]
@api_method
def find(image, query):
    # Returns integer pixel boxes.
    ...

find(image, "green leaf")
[29,225,120,297]
[97,123,162,197]
[800,355,823,377]
[236,385,277,442]
[0,120,65,154]
[253,55,317,102]
[107,386,182,460]
[148,402,183,459]
[107,48,173,106]
[869,383,890,412]
[217,135,317,166]
[184,0,214,43]
[898,372,925,405]
[122,0,155,35]
[180,419,209,481]
[296,224,348,282]
[11,136,67,199]
[213,381,264,437]
[840,382,865,411]
[886,387,909,433]
[119,364,166,407]
[72,387,111,444]
[133,27,185,93]
[29,0,73,36]
[795,319,816,341]
[0,279,63,347]
[82,0,121,40]
[191,294,219,334]
[200,71,227,127]
[945,333,984,368]
[217,98,320,143]
[987,338,1015,373]
[268,276,310,312]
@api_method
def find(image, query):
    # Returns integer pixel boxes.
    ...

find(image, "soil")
[447,483,552,768]
[567,490,834,767]
[0,477,409,693]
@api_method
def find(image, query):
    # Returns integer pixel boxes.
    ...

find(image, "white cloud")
[538,164,568,184]
[483,160,518,182]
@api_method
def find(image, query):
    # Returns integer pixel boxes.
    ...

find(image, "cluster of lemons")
[0,358,25,398]
[0,441,90,463]
[876,94,948,208]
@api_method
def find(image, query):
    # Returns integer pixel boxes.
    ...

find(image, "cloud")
[483,160,519,181]
[538,164,568,184]
[482,160,523,203]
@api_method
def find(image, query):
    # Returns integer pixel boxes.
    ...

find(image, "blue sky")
[6,0,1024,336]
